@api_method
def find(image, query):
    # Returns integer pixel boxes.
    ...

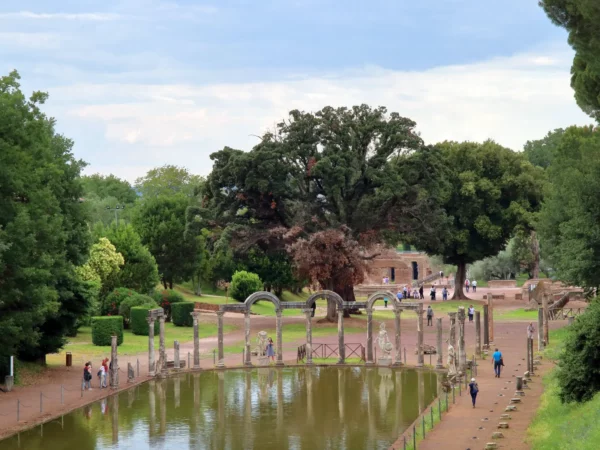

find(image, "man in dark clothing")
[311,301,316,318]
[419,285,424,299]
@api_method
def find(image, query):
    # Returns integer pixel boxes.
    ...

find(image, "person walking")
[442,286,448,301]
[311,301,316,318]
[266,338,275,362]
[101,358,109,388]
[468,305,475,322]
[430,285,436,301]
[419,285,424,300]
[427,306,434,326]
[82,362,92,390]
[527,322,535,339]
[397,290,403,303]
[384,296,389,308]
[465,278,470,293]
[472,279,477,292]
[469,378,479,408]
[492,348,503,378]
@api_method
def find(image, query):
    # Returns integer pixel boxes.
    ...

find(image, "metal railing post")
[61,385,64,405]
[438,397,441,420]
[40,392,43,413]
[413,426,416,449]
[17,400,20,422]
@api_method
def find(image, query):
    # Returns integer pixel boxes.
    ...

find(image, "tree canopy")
[135,165,203,199]
[540,0,600,120]
[82,174,137,204]
[410,140,545,298]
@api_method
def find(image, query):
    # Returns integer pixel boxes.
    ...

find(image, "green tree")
[94,223,160,294]
[523,128,565,169]
[412,140,545,299]
[540,1,600,120]
[135,165,203,199]
[133,195,196,288]
[0,71,91,363]
[206,105,448,320]
[538,126,600,289]
[79,238,124,299]
[230,271,263,302]
[82,174,137,204]
[81,194,135,226]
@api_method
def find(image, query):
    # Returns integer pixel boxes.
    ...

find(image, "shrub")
[557,299,600,403]
[230,270,263,302]
[91,316,124,346]
[151,289,185,322]
[131,305,160,336]
[172,302,195,327]
[119,294,156,328]
[102,287,138,316]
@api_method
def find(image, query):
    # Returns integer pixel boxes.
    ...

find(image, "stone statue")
[256,331,268,356]
[378,322,394,358]
[446,339,458,384]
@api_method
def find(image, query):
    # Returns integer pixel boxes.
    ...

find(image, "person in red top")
[101,358,109,388]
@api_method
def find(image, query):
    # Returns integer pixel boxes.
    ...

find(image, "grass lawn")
[46,321,237,365]
[496,308,539,321]
[526,326,600,449]
[355,300,486,321]
[222,323,364,354]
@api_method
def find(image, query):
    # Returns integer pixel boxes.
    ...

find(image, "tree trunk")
[531,230,540,279]
[168,280,173,289]
[162,277,168,290]
[194,276,202,296]
[452,261,468,300]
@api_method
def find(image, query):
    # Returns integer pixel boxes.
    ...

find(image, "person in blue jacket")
[492,348,503,377]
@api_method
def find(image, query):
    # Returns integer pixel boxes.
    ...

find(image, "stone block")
[258,356,270,366]
[485,443,498,450]
[533,359,541,365]
[492,431,504,439]
[500,414,511,420]
[378,357,392,366]
[505,405,517,412]
[515,391,525,396]
[497,422,509,429]
[510,398,521,404]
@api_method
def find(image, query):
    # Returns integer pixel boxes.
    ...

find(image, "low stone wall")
[483,294,506,300]
[194,302,245,314]
[487,280,517,288]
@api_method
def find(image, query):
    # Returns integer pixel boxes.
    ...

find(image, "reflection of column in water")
[112,392,119,445]
[418,370,425,414]
[158,379,167,435]
[277,369,283,433]
[128,388,135,408]
[338,368,345,421]
[148,380,156,437]
[193,374,200,409]
[378,368,393,414]
[395,370,403,433]
[218,371,225,427]
[245,371,252,425]
[307,368,314,426]
[258,368,269,401]
[174,376,181,409]
[367,368,376,436]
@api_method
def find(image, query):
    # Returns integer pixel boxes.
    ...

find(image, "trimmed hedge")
[119,294,156,328]
[230,270,263,302]
[103,287,138,316]
[152,289,185,322]
[131,305,160,336]
[91,316,124,346]
[172,302,195,327]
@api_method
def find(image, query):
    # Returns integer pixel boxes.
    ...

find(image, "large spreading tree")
[205,105,449,320]
[0,71,92,364]
[411,140,545,299]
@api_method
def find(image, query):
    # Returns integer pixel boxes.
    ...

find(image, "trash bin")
[66,352,72,367]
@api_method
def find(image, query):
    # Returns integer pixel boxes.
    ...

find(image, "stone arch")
[305,290,344,310]
[366,290,400,311]
[244,291,282,312]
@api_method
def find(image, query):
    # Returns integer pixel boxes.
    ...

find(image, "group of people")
[469,347,504,408]
[464,278,477,292]
[82,358,111,390]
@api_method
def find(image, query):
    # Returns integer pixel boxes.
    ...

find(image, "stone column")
[111,335,119,389]
[159,314,167,377]
[457,307,466,373]
[244,311,252,366]
[475,311,481,356]
[337,308,345,364]
[303,309,313,365]
[174,340,180,370]
[489,297,495,343]
[542,294,550,346]
[217,311,225,368]
[537,308,545,351]
[366,308,374,365]
[148,316,156,376]
[276,310,284,366]
[448,312,457,350]
[483,305,490,350]
[526,338,531,373]
[394,309,402,366]
[417,308,424,367]
[436,318,443,369]
[191,311,201,369]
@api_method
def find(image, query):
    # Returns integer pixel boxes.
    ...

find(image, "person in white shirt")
[468,305,475,322]
[527,322,535,339]
[472,279,478,292]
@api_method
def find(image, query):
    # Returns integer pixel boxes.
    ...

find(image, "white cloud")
[49,46,591,180]
[0,11,121,21]
[0,32,63,49]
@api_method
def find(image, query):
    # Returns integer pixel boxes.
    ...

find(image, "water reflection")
[0,367,438,450]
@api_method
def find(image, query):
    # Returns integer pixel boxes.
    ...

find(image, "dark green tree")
[523,128,565,169]
[538,126,600,289]
[94,223,160,294]
[412,140,545,299]
[0,71,91,363]
[540,0,600,120]
[133,195,196,289]
[206,105,448,319]
[82,174,137,204]
[135,165,203,199]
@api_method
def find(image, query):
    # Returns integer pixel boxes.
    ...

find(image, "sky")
[0,0,592,182]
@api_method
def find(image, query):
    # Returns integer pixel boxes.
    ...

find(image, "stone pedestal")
[147,316,156,376]
[378,358,392,366]
[111,335,119,389]
[4,376,13,392]
[258,356,269,366]
[127,362,134,382]
[435,318,443,369]
[191,311,201,369]
[174,340,180,370]
[568,316,575,325]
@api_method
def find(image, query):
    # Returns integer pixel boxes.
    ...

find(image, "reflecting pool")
[0,367,439,450]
